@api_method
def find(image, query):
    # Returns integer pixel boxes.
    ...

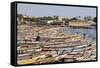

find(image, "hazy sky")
[17,3,96,18]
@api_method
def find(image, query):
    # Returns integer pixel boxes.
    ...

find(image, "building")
[68,20,91,28]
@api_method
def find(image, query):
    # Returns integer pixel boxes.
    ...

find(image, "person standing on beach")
[83,33,86,39]
[36,33,40,41]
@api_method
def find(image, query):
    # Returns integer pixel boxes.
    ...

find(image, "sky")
[17,3,96,18]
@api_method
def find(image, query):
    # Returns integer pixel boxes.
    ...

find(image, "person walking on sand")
[36,33,40,41]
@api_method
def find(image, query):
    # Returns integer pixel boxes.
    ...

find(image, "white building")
[47,20,54,24]
[58,16,63,21]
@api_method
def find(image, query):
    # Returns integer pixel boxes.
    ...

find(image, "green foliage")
[84,16,92,21]
[53,16,59,20]
[17,14,23,21]
[71,17,78,21]
[93,17,97,23]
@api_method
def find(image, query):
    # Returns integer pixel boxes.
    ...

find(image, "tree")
[30,17,37,22]
[78,16,81,18]
[62,18,69,26]
[84,16,92,21]
[71,17,78,21]
[23,17,31,21]
[17,14,23,21]
[47,16,54,20]
[84,17,87,21]
[53,16,59,20]
[77,16,81,20]
[17,14,23,18]
[93,17,97,23]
